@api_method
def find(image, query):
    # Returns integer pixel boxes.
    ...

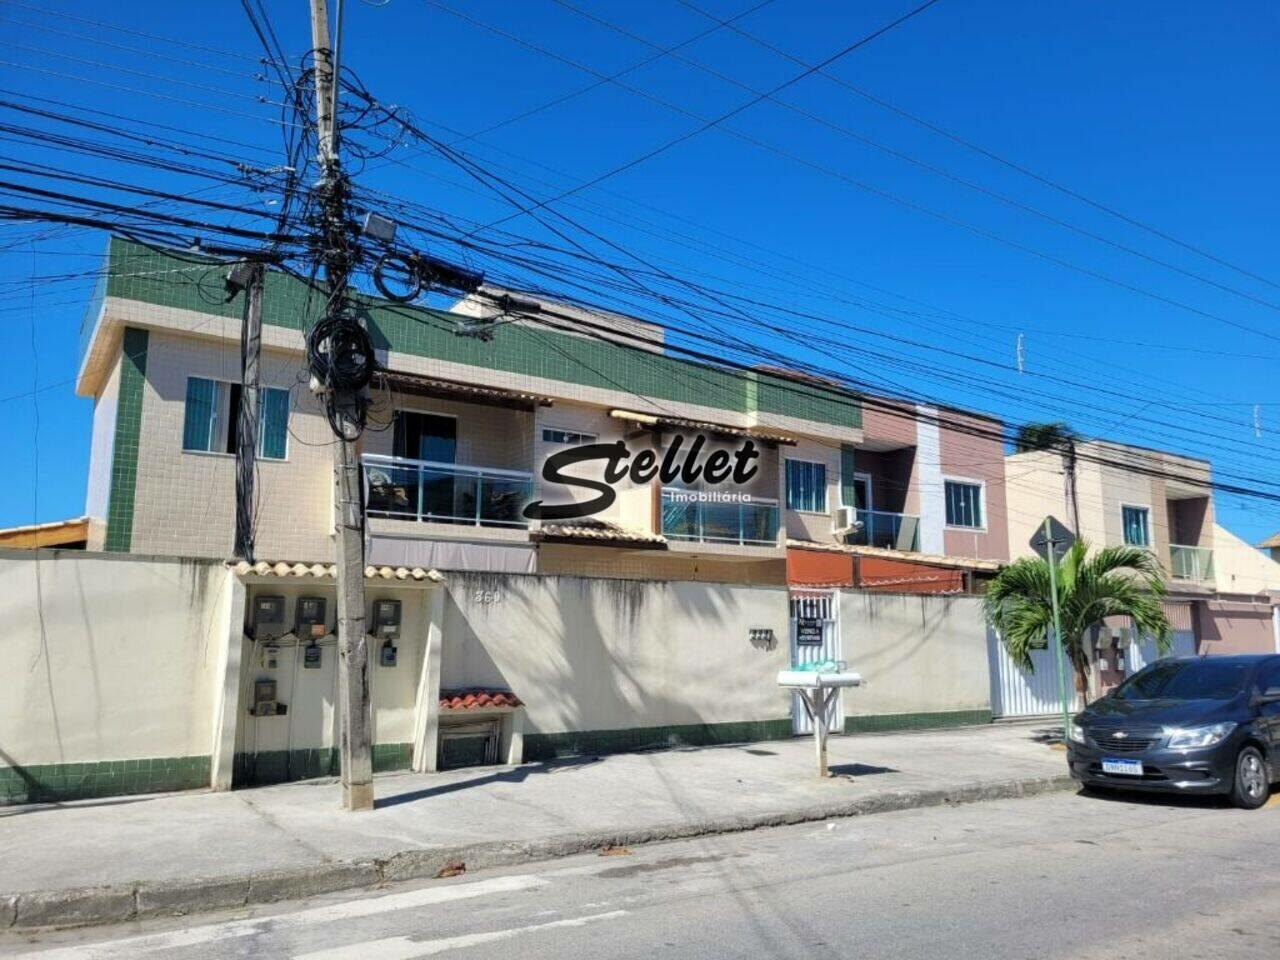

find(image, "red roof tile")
[439,689,522,711]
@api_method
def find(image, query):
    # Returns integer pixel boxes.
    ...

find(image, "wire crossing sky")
[1,0,1278,545]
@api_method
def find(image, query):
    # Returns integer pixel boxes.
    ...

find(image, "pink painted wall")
[861,397,918,449]
[939,410,1010,562]
[1196,603,1275,655]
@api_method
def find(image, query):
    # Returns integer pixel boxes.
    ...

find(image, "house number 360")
[473,590,502,604]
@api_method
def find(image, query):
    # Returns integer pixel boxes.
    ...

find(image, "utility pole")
[232,261,265,561]
[308,0,373,811]
[1064,438,1080,536]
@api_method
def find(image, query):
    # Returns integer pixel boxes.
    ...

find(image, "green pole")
[1043,518,1072,739]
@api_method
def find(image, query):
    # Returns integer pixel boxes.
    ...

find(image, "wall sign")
[795,617,824,646]
[523,432,761,521]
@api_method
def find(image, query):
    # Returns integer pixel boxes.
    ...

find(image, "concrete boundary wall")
[0,550,228,803]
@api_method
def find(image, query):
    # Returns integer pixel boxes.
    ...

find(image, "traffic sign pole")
[1043,517,1072,738]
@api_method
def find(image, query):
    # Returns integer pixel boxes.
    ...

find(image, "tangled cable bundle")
[306,313,375,437]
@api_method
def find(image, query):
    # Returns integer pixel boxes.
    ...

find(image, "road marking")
[10,875,549,960]
[292,910,628,960]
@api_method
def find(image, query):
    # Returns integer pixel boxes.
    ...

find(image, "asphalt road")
[5,789,1279,960]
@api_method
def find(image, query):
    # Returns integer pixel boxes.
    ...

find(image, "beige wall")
[783,439,843,542]
[440,573,791,735]
[839,591,992,717]
[1006,442,1215,576]
[130,331,334,561]
[84,359,120,532]
[537,544,785,584]
[1211,523,1280,596]
[0,552,226,768]
[235,580,433,757]
[364,394,533,471]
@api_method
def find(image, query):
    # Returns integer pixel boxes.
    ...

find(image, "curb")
[4,773,1076,931]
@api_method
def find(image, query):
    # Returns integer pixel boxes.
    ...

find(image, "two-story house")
[1005,438,1280,670]
[79,239,1013,591]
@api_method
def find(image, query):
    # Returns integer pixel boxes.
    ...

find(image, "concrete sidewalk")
[0,722,1071,929]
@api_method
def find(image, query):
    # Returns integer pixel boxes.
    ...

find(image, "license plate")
[1101,758,1143,777]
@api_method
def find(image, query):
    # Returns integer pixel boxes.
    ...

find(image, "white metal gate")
[987,628,1078,719]
[1127,629,1197,673]
[790,590,842,735]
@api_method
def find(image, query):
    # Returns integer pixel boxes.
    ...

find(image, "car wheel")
[1230,746,1270,810]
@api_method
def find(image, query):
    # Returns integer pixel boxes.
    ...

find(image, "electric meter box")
[303,643,322,669]
[296,596,328,638]
[372,599,402,639]
[250,595,287,640]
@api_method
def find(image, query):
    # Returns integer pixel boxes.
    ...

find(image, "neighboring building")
[1259,530,1280,563]
[1005,439,1280,665]
[0,516,89,550]
[77,239,1011,588]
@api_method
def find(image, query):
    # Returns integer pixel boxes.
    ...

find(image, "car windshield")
[1112,659,1251,701]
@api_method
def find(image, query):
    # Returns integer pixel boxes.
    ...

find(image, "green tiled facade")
[0,756,210,805]
[232,742,413,787]
[843,709,993,735]
[103,325,149,552]
[100,239,860,429]
[523,718,794,762]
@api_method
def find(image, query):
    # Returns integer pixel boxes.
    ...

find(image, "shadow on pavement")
[374,755,602,809]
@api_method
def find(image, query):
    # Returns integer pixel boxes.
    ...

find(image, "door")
[393,411,459,519]
[790,590,842,735]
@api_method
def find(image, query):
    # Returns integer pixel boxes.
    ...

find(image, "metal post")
[1044,517,1072,738]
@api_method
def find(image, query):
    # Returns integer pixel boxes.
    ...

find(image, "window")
[1122,505,1151,547]
[786,459,827,513]
[183,378,288,460]
[944,480,984,528]
[542,428,596,445]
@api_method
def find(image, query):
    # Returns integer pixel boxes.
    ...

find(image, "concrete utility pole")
[309,0,373,811]
[233,261,265,561]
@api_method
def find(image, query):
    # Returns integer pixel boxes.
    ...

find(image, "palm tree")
[984,540,1173,702]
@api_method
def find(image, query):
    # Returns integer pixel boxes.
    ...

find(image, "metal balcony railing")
[849,509,921,552]
[661,490,780,546]
[363,454,532,528]
[1170,544,1214,582]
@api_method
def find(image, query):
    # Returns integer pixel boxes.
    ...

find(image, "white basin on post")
[777,667,865,777]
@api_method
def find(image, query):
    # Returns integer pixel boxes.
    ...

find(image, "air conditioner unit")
[832,505,860,536]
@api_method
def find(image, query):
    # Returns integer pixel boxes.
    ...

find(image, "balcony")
[364,454,532,528]
[849,509,921,552]
[1170,544,1214,582]
[661,489,780,547]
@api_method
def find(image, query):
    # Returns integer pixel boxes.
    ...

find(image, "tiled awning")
[380,371,553,410]
[609,409,797,445]
[227,560,445,582]
[531,519,667,548]
[786,538,1003,573]
[440,689,523,711]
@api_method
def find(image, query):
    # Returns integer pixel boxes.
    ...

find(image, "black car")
[1067,654,1280,809]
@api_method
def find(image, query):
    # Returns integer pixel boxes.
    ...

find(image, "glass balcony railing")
[363,454,532,528]
[661,490,780,546]
[1170,544,1214,582]
[849,509,921,552]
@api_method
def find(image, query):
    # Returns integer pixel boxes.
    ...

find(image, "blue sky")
[2,0,1279,543]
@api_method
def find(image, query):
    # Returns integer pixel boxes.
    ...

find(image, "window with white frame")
[183,377,289,460]
[786,459,827,512]
[1122,505,1151,547]
[542,427,596,445]
[944,479,984,529]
